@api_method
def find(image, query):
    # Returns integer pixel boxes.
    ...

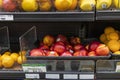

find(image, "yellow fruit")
[17,56,27,64]
[0,0,2,8]
[0,60,2,68]
[69,0,78,10]
[39,0,52,11]
[1,54,9,60]
[2,56,14,68]
[19,50,27,56]
[79,0,96,11]
[54,0,72,11]
[10,53,19,62]
[113,0,120,8]
[100,33,107,43]
[109,32,119,40]
[96,0,112,10]
[113,51,120,55]
[107,40,120,52]
[21,0,38,12]
[106,34,110,40]
[104,26,115,34]
[4,51,11,55]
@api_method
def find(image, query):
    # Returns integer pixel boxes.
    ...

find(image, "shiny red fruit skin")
[60,51,72,56]
[88,51,96,56]
[88,41,100,51]
[73,48,88,56]
[73,44,84,51]
[46,51,59,56]
[30,48,45,56]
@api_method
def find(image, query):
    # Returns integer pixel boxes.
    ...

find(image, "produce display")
[1,0,120,12]
[30,34,110,57]
[0,51,26,69]
[100,26,120,55]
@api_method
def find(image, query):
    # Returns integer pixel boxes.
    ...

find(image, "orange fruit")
[2,56,14,68]
[100,33,107,43]
[69,0,78,10]
[19,50,27,56]
[104,26,115,34]
[10,53,19,62]
[4,51,11,55]
[17,56,27,64]
[109,32,119,40]
[107,40,120,52]
[54,0,72,11]
[1,54,9,60]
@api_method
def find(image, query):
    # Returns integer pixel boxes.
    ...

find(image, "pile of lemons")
[100,26,120,55]
[0,51,27,68]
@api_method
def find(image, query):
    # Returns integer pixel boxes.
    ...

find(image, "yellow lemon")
[4,51,11,55]
[107,40,120,52]
[113,51,120,55]
[104,26,115,35]
[109,32,119,40]
[2,56,14,68]
[10,53,19,62]
[17,56,27,64]
[1,54,9,60]
[100,33,107,43]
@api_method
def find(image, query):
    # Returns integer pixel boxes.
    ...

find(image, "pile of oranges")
[0,51,27,68]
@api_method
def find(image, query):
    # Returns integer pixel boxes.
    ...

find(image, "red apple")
[3,0,17,12]
[66,44,74,54]
[88,41,100,51]
[53,42,66,55]
[88,51,96,56]
[60,51,72,56]
[30,48,45,56]
[70,36,81,45]
[46,51,59,56]
[56,34,67,43]
[73,44,84,51]
[43,35,55,46]
[96,44,110,56]
[73,48,88,56]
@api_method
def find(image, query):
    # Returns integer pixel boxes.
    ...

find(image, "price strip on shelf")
[79,74,94,79]
[0,15,14,21]
[116,62,120,72]
[22,64,46,72]
[46,74,60,79]
[25,74,39,79]
[63,74,78,79]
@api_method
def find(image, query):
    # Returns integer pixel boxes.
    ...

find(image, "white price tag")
[63,74,78,79]
[0,15,14,21]
[79,74,94,79]
[22,64,46,72]
[25,74,39,79]
[116,62,120,72]
[46,74,60,79]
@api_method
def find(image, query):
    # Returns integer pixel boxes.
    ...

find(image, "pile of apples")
[30,34,110,57]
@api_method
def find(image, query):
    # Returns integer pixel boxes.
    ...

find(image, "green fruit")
[21,0,38,12]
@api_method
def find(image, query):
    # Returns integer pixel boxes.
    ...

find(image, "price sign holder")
[0,15,14,21]
[116,62,120,72]
[63,74,78,79]
[79,74,94,79]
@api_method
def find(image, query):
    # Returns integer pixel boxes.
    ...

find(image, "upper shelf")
[96,10,120,21]
[0,12,94,22]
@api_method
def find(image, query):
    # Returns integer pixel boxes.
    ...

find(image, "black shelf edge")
[0,70,94,79]
[96,10,120,20]
[0,12,94,22]
[96,72,120,79]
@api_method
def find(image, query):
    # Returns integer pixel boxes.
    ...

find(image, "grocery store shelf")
[0,70,94,79]
[96,10,120,20]
[96,72,120,79]
[0,12,94,22]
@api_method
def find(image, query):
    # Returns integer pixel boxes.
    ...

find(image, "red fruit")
[73,48,88,56]
[53,43,66,55]
[43,35,55,46]
[70,36,81,45]
[55,41,65,46]
[47,51,59,56]
[66,44,74,53]
[96,44,110,56]
[3,0,17,12]
[39,45,49,50]
[73,44,84,51]
[89,41,100,51]
[88,51,96,56]
[30,48,45,56]
[60,51,72,56]
[56,34,67,43]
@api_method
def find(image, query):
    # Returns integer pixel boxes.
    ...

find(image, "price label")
[0,15,14,21]
[25,74,39,79]
[63,74,78,79]
[116,62,120,72]
[79,74,94,79]
[46,74,60,79]
[22,64,46,72]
